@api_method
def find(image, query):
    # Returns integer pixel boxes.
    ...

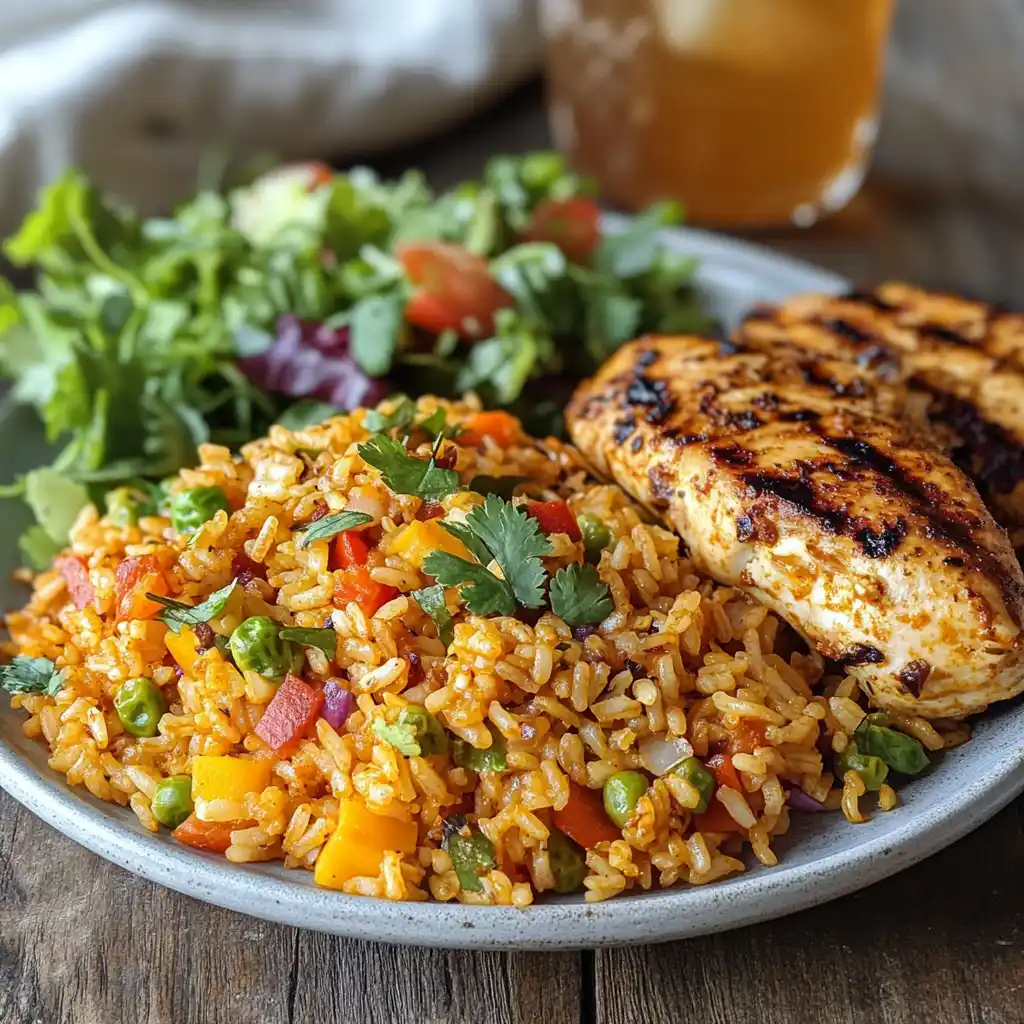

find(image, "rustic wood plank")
[595,797,1024,1024]
[0,790,581,1024]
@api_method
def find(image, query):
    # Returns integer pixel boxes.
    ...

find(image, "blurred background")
[2,1,1023,252]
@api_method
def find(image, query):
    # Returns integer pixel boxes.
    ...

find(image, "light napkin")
[0,0,540,234]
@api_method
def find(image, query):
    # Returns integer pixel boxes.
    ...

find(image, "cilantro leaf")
[423,552,516,617]
[468,475,530,500]
[438,521,493,566]
[463,496,552,610]
[293,510,373,549]
[23,468,90,545]
[356,434,460,500]
[549,563,614,628]
[0,656,65,697]
[416,407,464,442]
[372,717,421,756]
[363,395,416,433]
[146,578,238,635]
[410,584,455,648]
[279,627,337,660]
[349,291,404,377]
[18,526,63,571]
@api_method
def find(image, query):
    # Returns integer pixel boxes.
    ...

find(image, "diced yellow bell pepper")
[165,625,201,678]
[314,799,418,890]
[383,519,472,569]
[192,755,273,804]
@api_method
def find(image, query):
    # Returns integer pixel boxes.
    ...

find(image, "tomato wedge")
[523,198,601,263]
[526,501,582,541]
[114,555,169,621]
[55,555,95,610]
[254,674,324,756]
[552,783,620,849]
[396,242,512,339]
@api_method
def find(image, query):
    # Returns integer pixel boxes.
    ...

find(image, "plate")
[2,225,1022,950]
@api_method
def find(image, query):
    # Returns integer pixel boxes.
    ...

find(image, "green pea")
[399,706,449,756]
[170,486,231,534]
[835,742,889,792]
[443,827,496,893]
[228,616,298,682]
[452,724,507,773]
[105,486,143,527]
[577,514,612,563]
[602,770,649,828]
[855,722,930,775]
[674,756,715,814]
[114,677,166,738]
[151,775,194,829]
[548,828,587,894]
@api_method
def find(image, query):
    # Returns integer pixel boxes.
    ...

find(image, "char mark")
[626,373,676,425]
[856,520,908,559]
[920,323,972,347]
[800,361,868,399]
[842,289,899,313]
[736,516,754,542]
[613,415,636,445]
[836,643,886,666]
[896,659,931,697]
[711,444,755,468]
[631,435,644,453]
[820,317,875,346]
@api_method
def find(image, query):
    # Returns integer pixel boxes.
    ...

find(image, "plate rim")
[2,224,1020,950]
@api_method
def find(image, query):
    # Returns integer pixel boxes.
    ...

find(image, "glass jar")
[541,0,894,229]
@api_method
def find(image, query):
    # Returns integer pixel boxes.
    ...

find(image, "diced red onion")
[639,735,694,777]
[320,680,355,730]
[572,624,598,643]
[784,783,826,813]
[240,315,391,410]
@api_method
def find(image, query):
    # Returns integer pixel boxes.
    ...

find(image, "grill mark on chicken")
[625,373,676,424]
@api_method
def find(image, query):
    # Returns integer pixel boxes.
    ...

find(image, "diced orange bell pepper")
[55,554,95,610]
[552,783,621,849]
[459,411,521,448]
[115,555,169,621]
[332,567,398,616]
[165,625,202,678]
[314,799,418,890]
[254,674,324,757]
[331,530,370,570]
[383,519,472,570]
[172,815,256,854]
[526,500,583,541]
[192,755,273,804]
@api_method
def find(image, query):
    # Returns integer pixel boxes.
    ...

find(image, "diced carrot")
[728,719,768,755]
[314,799,419,890]
[552,783,620,849]
[459,411,521,449]
[172,815,256,854]
[192,755,273,804]
[332,567,398,616]
[114,555,169,621]
[331,530,370,570]
[383,519,472,569]
[55,554,95,610]
[692,799,747,835]
[706,752,743,792]
[254,674,324,757]
[526,500,583,541]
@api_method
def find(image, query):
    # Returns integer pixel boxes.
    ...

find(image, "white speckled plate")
[2,225,1023,949]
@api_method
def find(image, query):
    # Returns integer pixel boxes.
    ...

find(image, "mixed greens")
[0,151,710,562]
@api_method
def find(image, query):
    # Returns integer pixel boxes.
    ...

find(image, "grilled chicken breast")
[737,283,1024,553]
[566,335,1024,719]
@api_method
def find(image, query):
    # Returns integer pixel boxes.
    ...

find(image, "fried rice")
[0,396,966,905]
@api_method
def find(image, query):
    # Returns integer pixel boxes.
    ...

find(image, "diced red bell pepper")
[254,674,324,757]
[416,500,446,521]
[114,555,169,621]
[333,567,398,616]
[692,799,747,835]
[522,198,602,264]
[55,555,95,610]
[526,501,583,541]
[552,783,620,849]
[706,752,743,792]
[330,530,370,570]
[171,815,256,853]
[727,719,768,755]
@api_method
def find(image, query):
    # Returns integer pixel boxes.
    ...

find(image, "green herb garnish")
[145,578,238,635]
[356,434,460,501]
[0,656,65,697]
[549,563,614,628]
[278,627,337,660]
[468,475,530,500]
[410,584,455,648]
[293,510,373,549]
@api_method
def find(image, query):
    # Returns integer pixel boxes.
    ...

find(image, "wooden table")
[5,13,1024,1020]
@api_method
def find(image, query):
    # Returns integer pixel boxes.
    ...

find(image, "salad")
[0,152,711,567]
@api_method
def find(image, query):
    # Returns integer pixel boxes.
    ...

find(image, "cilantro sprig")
[293,510,372,549]
[423,496,552,616]
[145,578,238,635]
[550,563,614,628]
[356,435,459,501]
[0,656,65,697]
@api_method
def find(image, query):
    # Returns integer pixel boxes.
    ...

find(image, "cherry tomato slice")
[397,243,512,339]
[523,198,601,264]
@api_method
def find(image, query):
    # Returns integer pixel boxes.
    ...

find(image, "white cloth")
[0,0,541,233]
